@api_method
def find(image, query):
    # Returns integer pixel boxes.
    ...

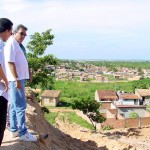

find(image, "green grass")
[63,112,94,130]
[102,74,116,81]
[44,112,58,125]
[54,78,150,101]
[54,80,134,100]
[72,77,80,81]
[88,78,95,81]
[87,60,150,69]
[44,111,94,130]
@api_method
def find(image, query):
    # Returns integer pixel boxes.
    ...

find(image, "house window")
[44,98,49,104]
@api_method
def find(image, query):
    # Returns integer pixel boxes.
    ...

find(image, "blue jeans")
[9,80,27,137]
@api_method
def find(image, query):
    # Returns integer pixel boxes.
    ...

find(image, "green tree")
[132,78,150,91]
[26,29,58,89]
[79,68,84,72]
[27,29,54,56]
[69,61,78,70]
[138,67,144,76]
[72,97,106,131]
[129,111,139,118]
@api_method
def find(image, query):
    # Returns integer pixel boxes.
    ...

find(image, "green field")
[44,77,150,130]
[53,78,150,105]
[86,60,150,69]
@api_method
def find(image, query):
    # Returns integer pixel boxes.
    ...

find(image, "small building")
[95,90,118,109]
[114,74,122,80]
[127,75,141,81]
[40,90,61,107]
[114,93,145,118]
[116,105,146,118]
[135,89,150,105]
[115,93,140,106]
[95,75,108,82]
[80,76,87,82]
[95,90,118,102]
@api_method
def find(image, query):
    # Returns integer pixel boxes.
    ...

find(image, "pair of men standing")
[0,18,37,146]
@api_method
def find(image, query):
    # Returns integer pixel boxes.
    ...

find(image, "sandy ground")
[2,111,150,150]
[1,91,150,150]
[54,110,150,150]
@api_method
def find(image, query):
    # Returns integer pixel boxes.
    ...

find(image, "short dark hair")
[0,18,13,33]
[13,24,28,33]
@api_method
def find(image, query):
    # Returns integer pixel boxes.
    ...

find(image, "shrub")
[103,124,113,130]
[41,106,50,114]
[129,111,139,118]
[45,112,58,125]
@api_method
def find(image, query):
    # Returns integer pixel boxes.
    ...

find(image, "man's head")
[13,24,27,44]
[0,18,13,42]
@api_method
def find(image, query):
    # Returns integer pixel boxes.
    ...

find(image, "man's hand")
[15,80,21,89]
[0,65,8,92]
[1,79,8,92]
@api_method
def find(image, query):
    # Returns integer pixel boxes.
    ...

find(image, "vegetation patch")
[129,112,139,118]
[57,112,95,130]
[103,124,114,130]
[54,78,150,102]
[44,112,58,125]
[41,106,50,114]
[64,112,95,130]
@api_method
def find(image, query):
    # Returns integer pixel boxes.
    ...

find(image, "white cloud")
[0,0,27,12]
[1,0,150,59]
[1,0,150,32]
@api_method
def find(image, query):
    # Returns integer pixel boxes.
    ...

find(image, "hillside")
[1,88,150,150]
[1,88,100,150]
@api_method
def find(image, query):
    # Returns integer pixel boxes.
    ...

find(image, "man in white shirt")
[4,24,37,142]
[0,18,13,146]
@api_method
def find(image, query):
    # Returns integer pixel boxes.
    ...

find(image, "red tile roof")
[97,90,118,101]
[119,93,139,99]
[136,89,150,97]
[41,90,61,98]
[116,105,146,108]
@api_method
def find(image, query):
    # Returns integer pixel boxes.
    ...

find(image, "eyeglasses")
[17,32,27,37]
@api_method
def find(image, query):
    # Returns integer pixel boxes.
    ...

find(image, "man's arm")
[0,65,8,92]
[8,62,21,89]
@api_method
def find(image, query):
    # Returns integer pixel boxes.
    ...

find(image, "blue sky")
[0,0,150,60]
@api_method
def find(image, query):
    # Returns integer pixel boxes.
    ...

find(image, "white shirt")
[4,36,29,81]
[0,37,8,100]
[0,37,4,64]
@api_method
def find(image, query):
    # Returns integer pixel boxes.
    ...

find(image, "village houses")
[95,89,150,119]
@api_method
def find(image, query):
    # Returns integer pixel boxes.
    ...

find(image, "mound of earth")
[1,88,150,150]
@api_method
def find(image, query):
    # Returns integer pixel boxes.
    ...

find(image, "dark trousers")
[0,96,7,146]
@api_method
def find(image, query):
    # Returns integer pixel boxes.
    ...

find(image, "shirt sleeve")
[4,42,15,62]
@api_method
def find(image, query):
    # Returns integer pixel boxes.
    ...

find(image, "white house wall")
[118,107,146,118]
[122,99,134,105]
